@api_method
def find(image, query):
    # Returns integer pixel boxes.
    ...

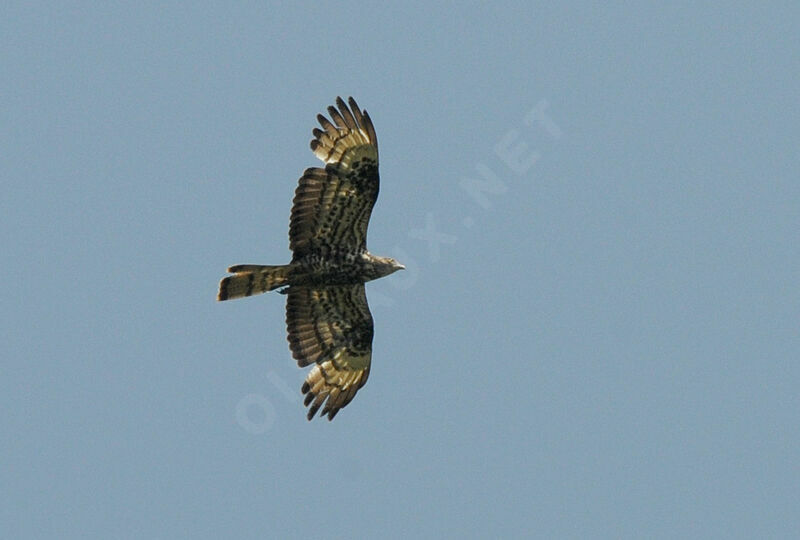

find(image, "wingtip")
[308,402,321,420]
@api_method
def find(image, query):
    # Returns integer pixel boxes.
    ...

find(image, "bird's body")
[290,251,402,286]
[218,97,403,420]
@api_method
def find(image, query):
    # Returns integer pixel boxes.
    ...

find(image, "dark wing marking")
[285,284,373,421]
[289,97,379,258]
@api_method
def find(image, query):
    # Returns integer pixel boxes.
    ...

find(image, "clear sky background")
[2,2,799,538]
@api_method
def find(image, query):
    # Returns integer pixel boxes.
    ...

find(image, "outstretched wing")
[285,284,373,420]
[289,97,379,258]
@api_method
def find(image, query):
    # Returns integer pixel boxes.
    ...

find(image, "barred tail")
[217,264,291,301]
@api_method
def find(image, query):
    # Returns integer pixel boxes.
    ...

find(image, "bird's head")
[385,257,405,274]
[373,255,405,278]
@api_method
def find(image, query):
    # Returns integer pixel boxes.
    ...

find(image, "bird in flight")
[218,97,404,421]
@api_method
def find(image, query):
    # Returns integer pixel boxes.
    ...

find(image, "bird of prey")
[218,97,404,421]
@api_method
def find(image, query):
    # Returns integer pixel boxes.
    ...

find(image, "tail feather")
[218,264,291,301]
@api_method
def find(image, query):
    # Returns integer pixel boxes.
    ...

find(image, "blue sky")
[2,2,799,538]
